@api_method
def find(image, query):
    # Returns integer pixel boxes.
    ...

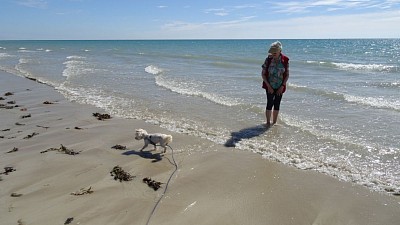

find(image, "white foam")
[18,58,31,64]
[155,75,240,107]
[62,56,91,78]
[307,61,396,72]
[0,53,13,59]
[145,65,163,75]
[333,62,396,72]
[343,94,400,111]
[145,65,240,106]
[66,55,86,60]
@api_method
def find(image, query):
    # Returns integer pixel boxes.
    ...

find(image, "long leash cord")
[145,145,178,225]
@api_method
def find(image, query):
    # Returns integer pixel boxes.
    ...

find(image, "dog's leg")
[140,142,149,152]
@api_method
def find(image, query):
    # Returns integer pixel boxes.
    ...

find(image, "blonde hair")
[268,41,282,54]
[270,41,282,50]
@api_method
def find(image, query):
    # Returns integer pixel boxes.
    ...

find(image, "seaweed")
[40,144,80,155]
[143,177,163,191]
[92,112,111,120]
[110,166,135,182]
[1,166,16,175]
[111,144,127,150]
[23,132,39,139]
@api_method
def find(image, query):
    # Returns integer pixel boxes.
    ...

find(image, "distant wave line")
[290,84,400,111]
[306,61,397,72]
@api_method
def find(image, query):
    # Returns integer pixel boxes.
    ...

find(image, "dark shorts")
[266,90,283,110]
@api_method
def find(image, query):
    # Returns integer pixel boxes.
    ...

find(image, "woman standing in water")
[261,41,289,126]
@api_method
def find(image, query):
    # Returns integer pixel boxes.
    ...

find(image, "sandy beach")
[1,71,399,225]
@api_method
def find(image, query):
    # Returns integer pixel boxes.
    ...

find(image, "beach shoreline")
[1,71,399,225]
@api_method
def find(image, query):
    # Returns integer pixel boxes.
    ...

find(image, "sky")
[1,0,400,40]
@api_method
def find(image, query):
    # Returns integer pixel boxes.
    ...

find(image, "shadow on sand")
[123,150,163,162]
[224,124,269,147]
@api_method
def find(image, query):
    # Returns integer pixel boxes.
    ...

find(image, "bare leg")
[273,110,279,124]
[265,110,272,126]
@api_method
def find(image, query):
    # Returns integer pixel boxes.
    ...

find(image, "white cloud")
[15,0,47,9]
[158,10,400,39]
[271,0,400,14]
[205,8,229,16]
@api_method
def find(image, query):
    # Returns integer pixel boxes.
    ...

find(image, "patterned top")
[267,56,286,89]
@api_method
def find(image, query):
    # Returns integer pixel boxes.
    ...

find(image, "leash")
[145,144,178,225]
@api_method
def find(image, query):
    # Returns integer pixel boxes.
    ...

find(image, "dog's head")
[135,129,148,140]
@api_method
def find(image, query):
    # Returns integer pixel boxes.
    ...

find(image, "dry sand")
[1,71,399,225]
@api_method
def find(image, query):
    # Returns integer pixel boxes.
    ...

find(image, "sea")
[0,39,399,194]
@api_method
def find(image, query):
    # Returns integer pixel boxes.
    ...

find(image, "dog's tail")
[166,135,173,145]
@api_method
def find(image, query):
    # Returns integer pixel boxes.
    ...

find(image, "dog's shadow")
[122,150,163,162]
[224,124,269,147]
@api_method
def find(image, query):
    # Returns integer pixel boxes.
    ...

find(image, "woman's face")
[271,51,280,59]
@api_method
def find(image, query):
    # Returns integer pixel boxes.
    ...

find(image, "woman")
[261,41,289,126]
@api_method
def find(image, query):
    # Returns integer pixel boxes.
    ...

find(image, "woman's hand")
[276,86,284,95]
[267,86,274,94]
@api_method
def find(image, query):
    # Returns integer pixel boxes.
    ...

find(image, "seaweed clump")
[110,166,135,182]
[111,144,127,150]
[143,177,162,191]
[92,112,111,120]
[40,144,80,155]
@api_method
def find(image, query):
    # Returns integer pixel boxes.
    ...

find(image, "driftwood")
[71,186,93,196]
[6,147,18,153]
[11,193,23,197]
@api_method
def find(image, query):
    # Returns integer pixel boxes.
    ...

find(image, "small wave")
[290,84,346,101]
[343,94,400,111]
[306,61,397,72]
[332,62,396,72]
[66,55,86,60]
[18,58,32,64]
[18,50,36,53]
[290,84,399,110]
[62,56,92,78]
[155,76,240,107]
[210,61,248,69]
[0,53,13,59]
[145,65,163,75]
[368,81,400,89]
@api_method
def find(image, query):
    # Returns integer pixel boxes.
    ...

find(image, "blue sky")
[1,0,400,39]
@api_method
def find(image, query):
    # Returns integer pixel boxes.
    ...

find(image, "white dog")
[135,129,173,153]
